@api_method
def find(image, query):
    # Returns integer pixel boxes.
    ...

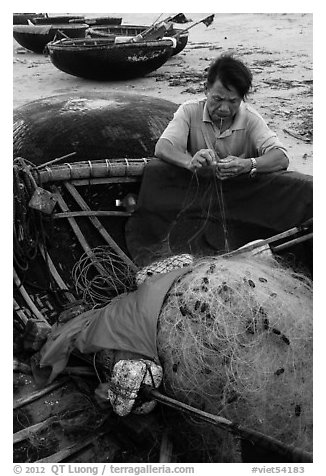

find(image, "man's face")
[206,78,242,123]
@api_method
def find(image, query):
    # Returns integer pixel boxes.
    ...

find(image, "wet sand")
[13,12,313,175]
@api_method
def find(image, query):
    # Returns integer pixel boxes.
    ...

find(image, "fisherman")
[155,53,289,177]
[126,53,313,266]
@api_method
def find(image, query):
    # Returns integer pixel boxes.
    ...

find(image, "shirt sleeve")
[159,103,190,153]
[246,107,289,158]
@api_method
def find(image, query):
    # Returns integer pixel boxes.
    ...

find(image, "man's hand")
[216,156,251,180]
[189,148,216,171]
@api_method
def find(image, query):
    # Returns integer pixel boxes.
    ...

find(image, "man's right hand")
[189,149,216,170]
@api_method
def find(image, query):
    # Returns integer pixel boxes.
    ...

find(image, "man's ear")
[204,83,208,95]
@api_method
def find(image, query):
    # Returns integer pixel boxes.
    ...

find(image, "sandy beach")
[13,12,313,175]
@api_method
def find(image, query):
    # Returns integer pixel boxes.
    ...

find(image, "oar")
[143,386,313,463]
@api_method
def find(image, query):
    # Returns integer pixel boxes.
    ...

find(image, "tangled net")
[72,246,137,306]
[157,255,313,457]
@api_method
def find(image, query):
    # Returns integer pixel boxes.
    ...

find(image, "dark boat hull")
[13,24,88,53]
[88,24,189,55]
[47,38,174,80]
[13,13,46,25]
[13,92,178,164]
[32,15,85,25]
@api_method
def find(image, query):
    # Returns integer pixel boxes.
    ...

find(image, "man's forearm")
[155,138,192,169]
[255,149,289,173]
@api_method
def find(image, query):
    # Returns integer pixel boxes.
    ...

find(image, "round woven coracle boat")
[13,24,88,53]
[32,15,86,25]
[47,37,175,80]
[13,91,178,165]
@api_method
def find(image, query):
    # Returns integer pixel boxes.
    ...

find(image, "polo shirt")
[160,98,288,160]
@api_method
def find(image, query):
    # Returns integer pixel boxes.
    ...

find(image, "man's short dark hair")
[206,54,253,99]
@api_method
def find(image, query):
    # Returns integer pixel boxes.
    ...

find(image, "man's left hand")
[216,156,251,180]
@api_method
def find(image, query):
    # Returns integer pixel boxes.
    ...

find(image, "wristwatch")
[249,157,258,178]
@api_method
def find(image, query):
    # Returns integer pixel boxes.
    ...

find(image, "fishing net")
[157,254,313,458]
[135,254,193,286]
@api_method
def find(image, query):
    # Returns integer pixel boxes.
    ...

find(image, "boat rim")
[47,37,176,50]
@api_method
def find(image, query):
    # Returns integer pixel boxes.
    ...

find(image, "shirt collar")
[202,100,246,131]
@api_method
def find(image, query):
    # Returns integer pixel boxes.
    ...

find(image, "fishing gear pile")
[13,158,44,272]
[157,254,313,458]
[72,246,137,306]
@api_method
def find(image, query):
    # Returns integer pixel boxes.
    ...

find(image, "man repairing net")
[125,54,312,268]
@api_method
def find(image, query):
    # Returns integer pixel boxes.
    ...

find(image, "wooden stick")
[64,182,138,271]
[14,416,57,444]
[146,387,312,463]
[13,268,49,323]
[14,378,70,410]
[271,232,313,252]
[71,177,139,186]
[52,186,108,277]
[34,159,148,185]
[38,244,76,303]
[13,298,29,325]
[224,220,313,258]
[53,210,131,219]
[35,431,107,463]
[35,152,77,170]
[63,366,95,377]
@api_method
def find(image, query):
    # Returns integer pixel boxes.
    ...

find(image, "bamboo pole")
[224,219,313,258]
[271,232,313,252]
[13,268,49,323]
[14,416,57,444]
[145,387,313,463]
[35,431,107,463]
[34,159,148,185]
[71,177,139,186]
[35,151,77,170]
[64,182,138,271]
[13,298,29,325]
[52,187,108,277]
[38,244,75,303]
[14,378,70,410]
[53,210,131,219]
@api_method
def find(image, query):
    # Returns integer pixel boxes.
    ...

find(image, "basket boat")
[47,37,175,80]
[13,92,178,164]
[13,93,313,464]
[88,24,189,55]
[32,15,86,25]
[13,155,313,463]
[13,13,46,25]
[13,24,88,54]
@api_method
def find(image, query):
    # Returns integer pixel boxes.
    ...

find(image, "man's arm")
[155,137,192,168]
[217,148,289,180]
[155,138,216,171]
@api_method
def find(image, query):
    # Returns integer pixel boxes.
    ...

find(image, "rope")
[13,158,71,308]
[72,246,137,306]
